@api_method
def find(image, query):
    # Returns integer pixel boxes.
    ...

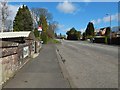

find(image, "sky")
[8,1,119,35]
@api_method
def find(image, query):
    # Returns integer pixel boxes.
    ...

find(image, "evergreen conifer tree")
[13,5,33,31]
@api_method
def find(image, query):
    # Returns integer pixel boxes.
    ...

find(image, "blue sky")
[9,2,118,35]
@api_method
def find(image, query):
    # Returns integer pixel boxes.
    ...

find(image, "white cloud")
[59,27,71,33]
[57,1,77,14]
[58,24,65,29]
[97,18,101,23]
[58,24,69,32]
[91,18,101,24]
[103,16,110,22]
[103,13,118,23]
[91,13,118,25]
[91,20,96,24]
[62,27,71,32]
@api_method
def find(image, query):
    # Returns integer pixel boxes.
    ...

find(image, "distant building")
[116,31,120,37]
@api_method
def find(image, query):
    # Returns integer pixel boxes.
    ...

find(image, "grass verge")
[47,38,61,44]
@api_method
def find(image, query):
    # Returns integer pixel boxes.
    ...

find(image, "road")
[56,40,118,88]
[3,44,70,88]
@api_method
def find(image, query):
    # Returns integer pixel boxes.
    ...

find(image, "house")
[95,27,110,36]
[94,27,120,44]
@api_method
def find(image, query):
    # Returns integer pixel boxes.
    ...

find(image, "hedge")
[94,37,120,45]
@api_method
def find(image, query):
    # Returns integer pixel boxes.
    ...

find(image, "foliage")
[40,15,48,32]
[41,31,48,44]
[57,33,66,39]
[55,33,57,38]
[82,32,86,40]
[77,31,81,40]
[52,39,61,44]
[85,22,95,38]
[31,8,53,22]
[47,39,61,44]
[32,7,59,44]
[34,28,40,37]
[13,5,33,31]
[105,36,108,44]
[39,15,48,43]
[60,33,62,38]
[47,21,58,38]
[66,27,81,40]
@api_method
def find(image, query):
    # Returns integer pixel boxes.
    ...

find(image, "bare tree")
[0,0,9,32]
[5,19,12,32]
[31,8,53,24]
[50,21,58,32]
[31,7,58,39]
[47,21,58,38]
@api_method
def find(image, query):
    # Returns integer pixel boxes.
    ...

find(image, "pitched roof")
[0,31,31,38]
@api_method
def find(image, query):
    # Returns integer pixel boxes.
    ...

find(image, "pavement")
[56,39,118,88]
[3,44,70,88]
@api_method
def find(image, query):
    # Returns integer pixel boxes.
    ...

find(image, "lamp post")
[106,14,111,44]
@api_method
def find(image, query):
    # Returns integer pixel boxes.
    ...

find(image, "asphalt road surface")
[56,40,118,88]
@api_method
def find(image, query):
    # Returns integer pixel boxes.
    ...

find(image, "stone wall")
[0,40,41,86]
[1,54,18,84]
[0,41,19,85]
[0,41,31,85]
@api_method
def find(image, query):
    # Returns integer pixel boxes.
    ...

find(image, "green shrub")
[105,36,108,44]
[41,32,47,44]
